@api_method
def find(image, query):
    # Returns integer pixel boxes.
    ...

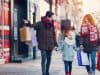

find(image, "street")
[0,51,100,75]
[0,0,100,75]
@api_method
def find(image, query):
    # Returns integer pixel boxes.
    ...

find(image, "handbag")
[77,50,89,66]
[97,51,100,71]
[20,26,31,42]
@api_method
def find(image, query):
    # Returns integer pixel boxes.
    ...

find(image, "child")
[58,27,77,75]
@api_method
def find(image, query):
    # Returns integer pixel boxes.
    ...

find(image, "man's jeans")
[41,50,52,75]
[86,48,96,73]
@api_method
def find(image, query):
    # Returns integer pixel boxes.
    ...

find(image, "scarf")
[81,23,98,43]
[81,23,89,36]
[65,37,75,46]
[89,25,98,43]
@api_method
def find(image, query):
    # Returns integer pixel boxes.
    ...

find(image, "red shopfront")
[0,0,31,64]
[0,0,10,63]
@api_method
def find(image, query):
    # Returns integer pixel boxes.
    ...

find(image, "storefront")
[0,0,10,64]
[0,0,29,64]
[10,0,28,63]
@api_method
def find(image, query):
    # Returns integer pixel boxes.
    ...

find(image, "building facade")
[0,0,10,64]
[0,0,29,64]
[0,0,49,64]
[1,0,99,64]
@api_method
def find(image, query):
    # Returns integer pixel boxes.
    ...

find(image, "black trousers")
[33,47,36,59]
[64,61,72,73]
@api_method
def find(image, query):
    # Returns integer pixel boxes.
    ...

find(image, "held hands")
[53,46,58,51]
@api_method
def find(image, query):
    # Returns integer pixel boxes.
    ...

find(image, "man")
[36,11,57,75]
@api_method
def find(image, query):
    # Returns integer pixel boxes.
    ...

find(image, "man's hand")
[53,46,58,51]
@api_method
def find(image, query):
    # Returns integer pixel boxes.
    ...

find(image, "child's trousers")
[64,61,72,73]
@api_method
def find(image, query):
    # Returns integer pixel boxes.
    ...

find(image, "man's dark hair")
[46,11,54,17]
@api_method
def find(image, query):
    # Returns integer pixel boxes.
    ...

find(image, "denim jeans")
[64,61,72,73]
[41,50,52,75]
[86,48,96,73]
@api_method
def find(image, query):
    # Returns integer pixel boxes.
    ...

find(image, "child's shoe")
[66,72,70,75]
[66,72,68,75]
[69,72,71,75]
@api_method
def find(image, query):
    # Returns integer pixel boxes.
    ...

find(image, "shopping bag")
[97,52,100,71]
[20,26,31,42]
[77,50,89,66]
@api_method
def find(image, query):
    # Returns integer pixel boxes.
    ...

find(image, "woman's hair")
[82,14,95,25]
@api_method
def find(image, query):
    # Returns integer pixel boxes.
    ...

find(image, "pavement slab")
[0,51,100,75]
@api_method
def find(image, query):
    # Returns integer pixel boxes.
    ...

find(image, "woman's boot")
[88,72,92,75]
[92,71,95,75]
[66,72,68,75]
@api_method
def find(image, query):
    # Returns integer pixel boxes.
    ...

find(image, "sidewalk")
[0,51,99,75]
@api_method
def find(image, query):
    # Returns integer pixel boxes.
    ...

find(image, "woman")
[25,21,38,59]
[80,14,99,75]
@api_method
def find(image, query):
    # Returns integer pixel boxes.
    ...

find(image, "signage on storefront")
[0,0,10,64]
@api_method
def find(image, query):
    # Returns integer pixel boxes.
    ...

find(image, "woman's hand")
[80,45,84,50]
[98,46,100,52]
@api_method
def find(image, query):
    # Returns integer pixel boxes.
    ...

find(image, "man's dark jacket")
[35,17,57,50]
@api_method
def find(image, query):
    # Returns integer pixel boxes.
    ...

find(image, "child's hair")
[63,27,72,37]
[61,19,73,37]
[61,19,71,32]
